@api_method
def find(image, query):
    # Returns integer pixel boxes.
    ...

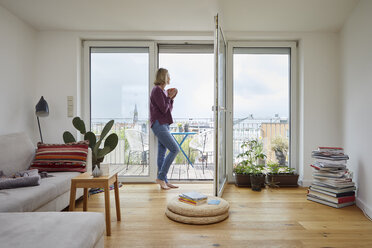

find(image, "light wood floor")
[75,184,372,248]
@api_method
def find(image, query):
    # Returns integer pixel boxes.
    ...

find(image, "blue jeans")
[151,120,180,182]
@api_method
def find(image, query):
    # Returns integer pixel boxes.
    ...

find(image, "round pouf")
[166,196,229,225]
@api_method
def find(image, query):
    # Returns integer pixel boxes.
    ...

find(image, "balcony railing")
[91,117,289,179]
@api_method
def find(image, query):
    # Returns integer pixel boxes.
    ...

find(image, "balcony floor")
[117,162,214,181]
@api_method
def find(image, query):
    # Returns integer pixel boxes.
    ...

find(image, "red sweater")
[150,86,174,127]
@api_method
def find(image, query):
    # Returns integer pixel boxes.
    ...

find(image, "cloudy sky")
[90,52,289,121]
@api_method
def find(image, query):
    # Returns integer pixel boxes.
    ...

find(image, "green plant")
[237,139,266,165]
[250,165,265,175]
[267,162,295,175]
[271,136,289,153]
[63,117,119,168]
[233,164,252,175]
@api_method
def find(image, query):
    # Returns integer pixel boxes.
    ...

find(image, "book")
[310,184,356,194]
[178,197,207,206]
[307,190,355,204]
[309,186,355,198]
[207,199,221,205]
[180,192,208,201]
[313,160,347,167]
[313,180,355,188]
[318,147,344,153]
[307,195,355,208]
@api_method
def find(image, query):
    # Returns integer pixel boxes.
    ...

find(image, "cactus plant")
[63,117,118,168]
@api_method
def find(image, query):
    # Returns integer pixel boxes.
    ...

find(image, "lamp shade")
[35,96,49,117]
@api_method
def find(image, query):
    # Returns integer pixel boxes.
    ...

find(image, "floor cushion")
[166,208,229,225]
[167,196,229,217]
[166,196,229,225]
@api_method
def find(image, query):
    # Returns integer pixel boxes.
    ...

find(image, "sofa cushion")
[0,172,81,212]
[0,132,35,176]
[30,141,89,172]
[0,212,104,248]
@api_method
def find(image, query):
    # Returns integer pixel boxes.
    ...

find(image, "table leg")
[69,181,76,211]
[83,188,88,211]
[114,176,121,221]
[104,183,111,236]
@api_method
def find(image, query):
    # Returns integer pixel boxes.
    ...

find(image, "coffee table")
[69,171,121,236]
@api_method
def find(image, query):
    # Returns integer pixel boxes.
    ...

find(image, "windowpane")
[90,48,149,176]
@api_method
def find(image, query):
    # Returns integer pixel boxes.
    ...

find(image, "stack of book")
[307,146,356,208]
[179,191,208,206]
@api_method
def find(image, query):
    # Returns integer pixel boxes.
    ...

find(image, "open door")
[213,15,227,197]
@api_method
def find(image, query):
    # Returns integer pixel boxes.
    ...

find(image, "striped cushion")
[30,141,89,172]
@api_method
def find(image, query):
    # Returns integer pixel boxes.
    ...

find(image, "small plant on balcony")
[271,136,288,166]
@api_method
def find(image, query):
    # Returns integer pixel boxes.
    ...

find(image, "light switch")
[67,96,73,117]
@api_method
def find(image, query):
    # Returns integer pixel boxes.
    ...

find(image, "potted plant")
[233,163,252,187]
[234,139,266,188]
[63,117,119,177]
[271,136,288,166]
[253,139,266,166]
[250,165,265,192]
[266,162,299,187]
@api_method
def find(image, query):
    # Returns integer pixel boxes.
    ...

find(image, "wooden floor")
[118,163,214,180]
[75,184,372,248]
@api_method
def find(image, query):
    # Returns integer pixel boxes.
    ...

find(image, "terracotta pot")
[267,174,299,187]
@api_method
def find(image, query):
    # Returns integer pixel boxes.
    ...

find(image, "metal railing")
[91,117,289,166]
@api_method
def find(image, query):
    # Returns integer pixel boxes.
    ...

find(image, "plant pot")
[250,174,265,192]
[92,165,103,177]
[267,173,299,187]
[234,174,251,187]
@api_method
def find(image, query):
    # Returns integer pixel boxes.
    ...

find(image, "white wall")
[34,31,341,183]
[0,5,38,141]
[340,0,372,217]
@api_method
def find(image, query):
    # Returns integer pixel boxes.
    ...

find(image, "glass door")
[83,41,156,182]
[214,15,227,197]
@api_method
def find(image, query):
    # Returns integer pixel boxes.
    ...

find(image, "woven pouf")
[166,196,229,225]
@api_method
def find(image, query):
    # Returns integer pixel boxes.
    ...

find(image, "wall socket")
[67,96,73,117]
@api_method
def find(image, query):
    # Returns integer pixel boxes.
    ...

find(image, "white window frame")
[82,40,157,182]
[226,41,298,183]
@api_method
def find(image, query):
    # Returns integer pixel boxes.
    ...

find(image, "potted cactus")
[63,117,118,176]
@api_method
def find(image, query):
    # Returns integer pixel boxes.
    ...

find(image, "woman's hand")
[167,88,178,99]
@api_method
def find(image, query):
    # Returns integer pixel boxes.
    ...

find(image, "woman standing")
[150,68,179,190]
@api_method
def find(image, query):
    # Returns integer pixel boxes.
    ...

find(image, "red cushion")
[30,141,89,172]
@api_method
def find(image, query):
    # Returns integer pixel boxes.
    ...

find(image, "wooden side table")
[69,172,121,236]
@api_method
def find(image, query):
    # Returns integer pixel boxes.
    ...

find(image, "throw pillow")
[29,141,89,172]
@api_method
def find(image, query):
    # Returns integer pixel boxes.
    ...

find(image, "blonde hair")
[154,68,169,86]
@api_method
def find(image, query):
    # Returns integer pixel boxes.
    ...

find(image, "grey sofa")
[0,132,104,248]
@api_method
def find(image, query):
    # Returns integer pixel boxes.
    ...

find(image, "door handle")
[211,106,227,112]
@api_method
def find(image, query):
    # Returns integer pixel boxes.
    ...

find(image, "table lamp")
[35,96,49,143]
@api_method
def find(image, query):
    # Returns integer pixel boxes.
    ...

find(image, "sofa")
[0,132,105,248]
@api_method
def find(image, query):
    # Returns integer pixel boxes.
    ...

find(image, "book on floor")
[180,192,208,201]
[307,195,355,208]
[309,186,355,198]
[307,190,355,204]
[310,184,356,194]
[178,197,207,206]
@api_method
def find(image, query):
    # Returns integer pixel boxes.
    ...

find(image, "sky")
[90,51,289,121]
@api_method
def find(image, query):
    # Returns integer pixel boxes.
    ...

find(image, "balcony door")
[214,15,228,197]
[83,41,157,182]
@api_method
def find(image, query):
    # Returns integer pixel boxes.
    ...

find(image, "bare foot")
[156,179,170,190]
[166,183,179,189]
